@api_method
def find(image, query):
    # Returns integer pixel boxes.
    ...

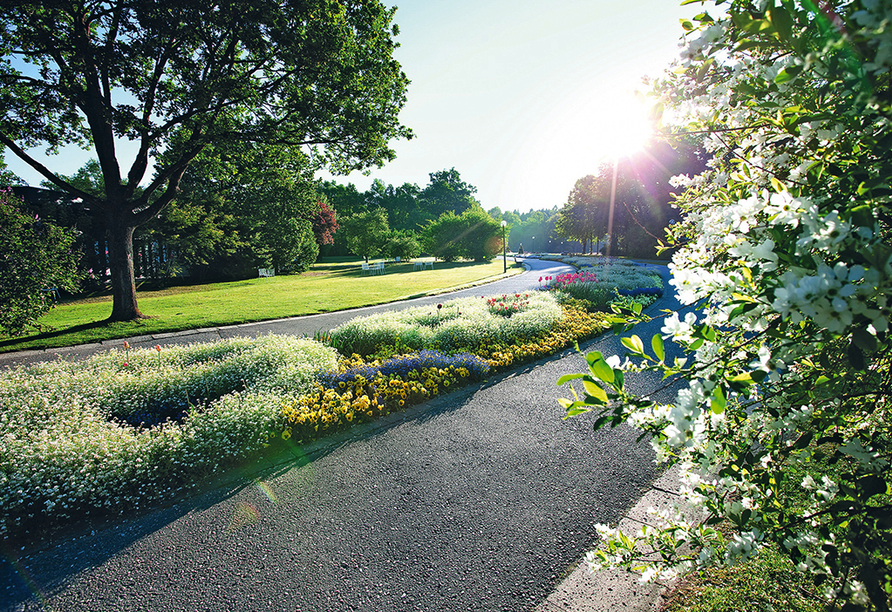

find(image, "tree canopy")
[0,0,412,320]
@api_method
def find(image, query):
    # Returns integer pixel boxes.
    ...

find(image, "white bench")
[258,268,275,277]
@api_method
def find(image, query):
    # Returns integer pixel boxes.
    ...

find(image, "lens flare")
[226,502,260,533]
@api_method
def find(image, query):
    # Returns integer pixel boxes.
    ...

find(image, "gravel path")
[1,258,689,612]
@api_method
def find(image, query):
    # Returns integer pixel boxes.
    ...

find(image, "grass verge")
[660,543,822,612]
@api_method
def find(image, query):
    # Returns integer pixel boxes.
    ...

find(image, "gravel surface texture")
[1,258,689,612]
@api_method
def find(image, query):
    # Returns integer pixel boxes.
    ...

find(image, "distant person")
[518,243,524,255]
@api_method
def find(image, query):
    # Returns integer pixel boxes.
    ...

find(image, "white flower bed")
[328,292,563,355]
[0,335,337,535]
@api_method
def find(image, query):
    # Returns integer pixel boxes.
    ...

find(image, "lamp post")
[501,219,507,274]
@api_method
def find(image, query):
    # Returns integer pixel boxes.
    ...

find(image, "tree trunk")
[106,221,145,321]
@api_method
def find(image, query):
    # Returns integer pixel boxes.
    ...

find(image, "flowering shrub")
[560,2,892,609]
[0,336,337,536]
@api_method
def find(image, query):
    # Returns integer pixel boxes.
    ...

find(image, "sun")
[590,92,655,160]
[525,86,657,176]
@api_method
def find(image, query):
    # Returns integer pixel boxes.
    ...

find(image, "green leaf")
[774,65,803,84]
[651,334,665,363]
[741,18,772,34]
[852,327,878,354]
[621,335,645,356]
[564,406,591,419]
[847,342,866,371]
[858,475,889,499]
[710,386,727,414]
[850,203,876,227]
[794,431,814,449]
[583,378,609,404]
[557,373,585,386]
[728,372,755,392]
[589,356,615,384]
[614,368,624,391]
[767,5,794,41]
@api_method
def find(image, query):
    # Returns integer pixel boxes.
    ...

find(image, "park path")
[1,258,691,612]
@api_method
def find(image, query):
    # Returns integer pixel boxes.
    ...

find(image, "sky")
[5,0,700,214]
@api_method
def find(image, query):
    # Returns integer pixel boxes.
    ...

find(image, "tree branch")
[0,131,99,205]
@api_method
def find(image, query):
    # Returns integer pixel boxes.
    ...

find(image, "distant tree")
[556,174,610,254]
[318,181,367,220]
[418,168,478,222]
[509,208,560,254]
[384,229,421,260]
[0,189,80,335]
[257,215,318,274]
[460,207,504,261]
[341,208,390,261]
[423,212,464,262]
[0,1,411,321]
[557,140,705,258]
[423,206,502,262]
[311,201,339,248]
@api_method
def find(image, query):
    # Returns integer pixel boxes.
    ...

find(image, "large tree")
[0,0,411,320]
[423,205,503,262]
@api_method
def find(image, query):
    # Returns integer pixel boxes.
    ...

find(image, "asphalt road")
[1,258,690,612]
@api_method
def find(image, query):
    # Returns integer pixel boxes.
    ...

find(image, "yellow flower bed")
[474,306,610,370]
[283,305,609,444]
[282,364,470,442]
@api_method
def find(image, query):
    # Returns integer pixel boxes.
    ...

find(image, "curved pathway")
[2,259,691,612]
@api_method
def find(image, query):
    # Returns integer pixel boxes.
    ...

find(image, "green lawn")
[1,258,522,353]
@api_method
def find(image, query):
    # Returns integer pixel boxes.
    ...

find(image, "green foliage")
[423,206,504,262]
[384,229,422,260]
[557,174,611,253]
[557,142,704,257]
[0,189,80,335]
[560,2,892,610]
[661,543,823,612]
[418,168,479,221]
[341,207,391,260]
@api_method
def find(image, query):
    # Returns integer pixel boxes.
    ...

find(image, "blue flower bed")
[319,350,490,388]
